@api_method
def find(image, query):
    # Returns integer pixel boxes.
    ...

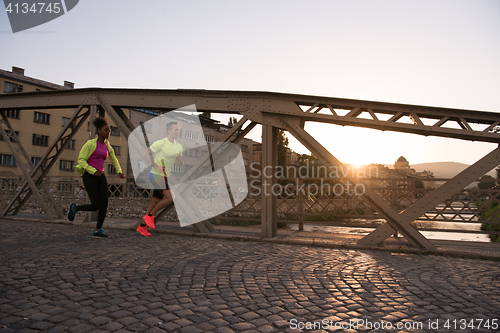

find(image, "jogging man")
[137,121,183,236]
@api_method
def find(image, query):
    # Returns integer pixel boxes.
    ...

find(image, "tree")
[277,129,289,168]
[478,175,496,190]
[201,111,211,118]
[228,117,238,127]
[479,169,500,242]
[297,153,316,164]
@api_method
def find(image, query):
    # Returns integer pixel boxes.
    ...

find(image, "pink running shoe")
[136,225,151,237]
[143,214,155,229]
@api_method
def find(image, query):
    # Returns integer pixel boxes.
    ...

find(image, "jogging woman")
[67,117,125,238]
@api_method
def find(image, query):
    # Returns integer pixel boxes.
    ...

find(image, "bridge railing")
[1,175,499,239]
[235,177,500,235]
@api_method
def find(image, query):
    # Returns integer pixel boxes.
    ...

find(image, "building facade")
[0,66,253,185]
[0,66,128,184]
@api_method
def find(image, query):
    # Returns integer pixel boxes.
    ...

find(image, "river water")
[288,220,491,243]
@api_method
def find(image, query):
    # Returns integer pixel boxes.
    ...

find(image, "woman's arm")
[77,141,97,175]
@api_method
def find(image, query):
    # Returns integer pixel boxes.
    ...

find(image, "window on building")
[59,160,74,171]
[172,164,182,173]
[31,157,41,167]
[110,126,120,136]
[0,130,19,142]
[3,81,23,93]
[34,111,50,124]
[4,110,20,119]
[62,117,73,128]
[185,148,199,157]
[108,164,117,174]
[139,122,152,134]
[242,145,248,152]
[112,145,121,156]
[0,154,16,166]
[32,134,49,146]
[61,138,76,150]
[185,131,200,141]
[134,108,159,116]
[31,157,47,169]
[204,135,215,143]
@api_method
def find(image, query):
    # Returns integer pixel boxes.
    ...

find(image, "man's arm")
[142,148,154,165]
[142,148,163,172]
[176,155,184,166]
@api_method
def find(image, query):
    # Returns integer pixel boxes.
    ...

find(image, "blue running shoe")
[68,203,76,221]
[93,228,110,239]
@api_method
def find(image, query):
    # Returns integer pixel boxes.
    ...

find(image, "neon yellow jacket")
[75,138,122,175]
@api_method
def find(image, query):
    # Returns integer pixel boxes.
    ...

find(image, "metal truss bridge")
[1,88,499,249]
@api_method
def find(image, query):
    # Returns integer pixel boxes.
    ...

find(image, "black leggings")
[75,172,108,229]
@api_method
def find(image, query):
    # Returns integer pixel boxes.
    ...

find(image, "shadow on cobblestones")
[1,220,499,332]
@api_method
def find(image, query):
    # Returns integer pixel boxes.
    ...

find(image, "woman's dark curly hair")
[93,117,108,131]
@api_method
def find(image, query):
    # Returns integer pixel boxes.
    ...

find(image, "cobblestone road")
[1,220,499,333]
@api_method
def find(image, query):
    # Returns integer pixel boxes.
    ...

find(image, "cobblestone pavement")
[1,220,499,333]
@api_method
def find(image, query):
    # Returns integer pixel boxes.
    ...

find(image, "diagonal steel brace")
[269,114,436,249]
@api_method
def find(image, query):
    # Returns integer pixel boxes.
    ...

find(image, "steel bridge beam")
[1,89,498,142]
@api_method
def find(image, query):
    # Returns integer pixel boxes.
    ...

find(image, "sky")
[1,0,499,166]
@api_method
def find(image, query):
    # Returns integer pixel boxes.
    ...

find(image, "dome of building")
[397,156,408,163]
[394,156,410,171]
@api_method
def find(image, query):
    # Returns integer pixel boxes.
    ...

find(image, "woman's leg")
[76,172,101,212]
[95,175,109,230]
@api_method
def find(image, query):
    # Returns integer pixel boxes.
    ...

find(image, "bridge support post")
[83,104,98,223]
[261,121,277,238]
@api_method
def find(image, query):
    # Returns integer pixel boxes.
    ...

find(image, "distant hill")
[383,162,496,179]
[412,162,469,178]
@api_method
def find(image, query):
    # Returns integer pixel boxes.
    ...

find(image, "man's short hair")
[166,122,179,134]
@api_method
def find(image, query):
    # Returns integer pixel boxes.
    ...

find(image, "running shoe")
[68,203,77,221]
[143,214,155,229]
[93,228,110,238]
[136,225,151,237]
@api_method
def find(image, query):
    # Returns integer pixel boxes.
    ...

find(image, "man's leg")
[150,189,174,216]
[146,196,162,215]
[141,174,170,231]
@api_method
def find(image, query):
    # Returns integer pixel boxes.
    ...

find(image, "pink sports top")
[86,140,108,172]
